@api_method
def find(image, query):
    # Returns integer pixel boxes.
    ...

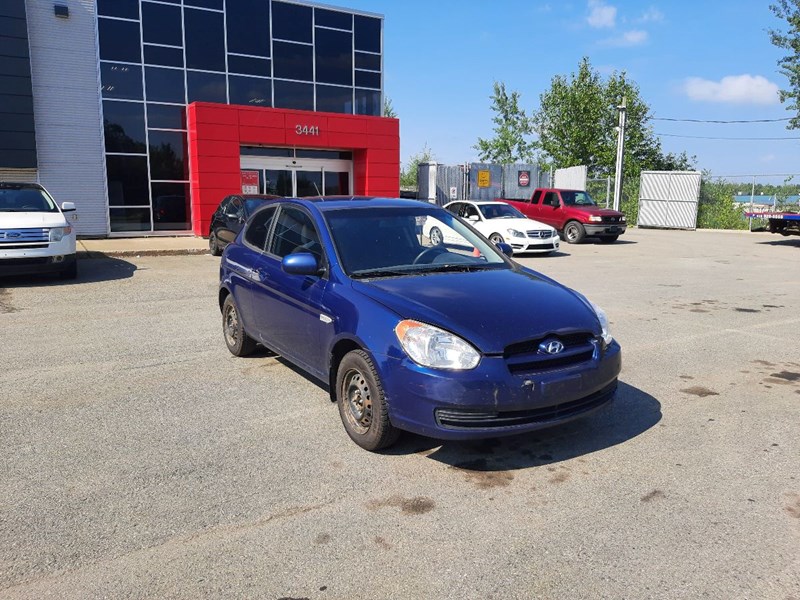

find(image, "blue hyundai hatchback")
[219,197,621,451]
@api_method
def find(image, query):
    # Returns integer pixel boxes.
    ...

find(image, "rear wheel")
[336,350,400,451]
[599,235,619,244]
[563,221,586,244]
[222,295,257,356]
[209,231,222,256]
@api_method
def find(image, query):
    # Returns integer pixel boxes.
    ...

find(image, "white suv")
[0,182,77,279]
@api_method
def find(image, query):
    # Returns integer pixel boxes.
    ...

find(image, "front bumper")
[380,340,621,440]
[509,236,560,253]
[584,224,627,236]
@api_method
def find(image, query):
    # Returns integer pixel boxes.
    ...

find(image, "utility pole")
[612,97,627,212]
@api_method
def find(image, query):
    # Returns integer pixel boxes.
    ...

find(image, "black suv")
[208,194,278,256]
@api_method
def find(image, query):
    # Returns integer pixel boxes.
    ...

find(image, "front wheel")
[563,221,586,244]
[209,231,222,256]
[222,295,257,356]
[336,350,400,451]
[429,226,443,246]
[598,235,619,244]
[489,233,504,245]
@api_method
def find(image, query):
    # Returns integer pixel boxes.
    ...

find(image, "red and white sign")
[241,170,259,194]
[518,170,530,187]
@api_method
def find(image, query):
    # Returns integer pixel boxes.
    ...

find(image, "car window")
[230,197,244,218]
[244,206,277,251]
[532,190,542,205]
[217,197,231,215]
[561,191,597,206]
[446,203,461,215]
[544,192,559,207]
[462,204,479,219]
[479,204,524,220]
[0,187,58,213]
[269,207,323,261]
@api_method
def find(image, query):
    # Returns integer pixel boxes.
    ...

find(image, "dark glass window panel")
[184,9,225,71]
[185,0,223,8]
[148,130,187,180]
[273,42,312,81]
[296,150,353,160]
[186,71,227,103]
[315,85,352,114]
[142,2,182,46]
[272,1,312,43]
[273,80,313,111]
[147,104,186,130]
[263,170,293,196]
[100,63,143,100]
[315,28,352,86]
[229,76,272,107]
[145,67,185,104]
[355,52,380,71]
[241,146,292,158]
[315,8,351,30]
[244,206,277,251]
[106,155,149,206]
[324,171,350,195]
[355,88,381,116]
[102,100,146,153]
[152,182,190,230]
[226,0,270,56]
[355,70,381,90]
[98,19,142,63]
[97,0,139,20]
[228,55,270,77]
[354,15,381,53]
[144,45,183,68]
[110,207,152,232]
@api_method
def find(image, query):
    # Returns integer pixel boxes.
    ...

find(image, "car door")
[218,196,245,244]
[249,205,329,377]
[536,191,562,228]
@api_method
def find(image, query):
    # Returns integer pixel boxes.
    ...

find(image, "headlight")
[395,320,480,370]
[589,301,613,345]
[588,215,602,222]
[621,216,627,222]
[507,228,525,238]
[49,226,72,242]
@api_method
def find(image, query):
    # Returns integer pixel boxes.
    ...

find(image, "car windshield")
[560,191,597,206]
[324,206,510,278]
[0,187,58,213]
[478,204,524,219]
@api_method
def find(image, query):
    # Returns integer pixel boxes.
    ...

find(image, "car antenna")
[313,181,322,198]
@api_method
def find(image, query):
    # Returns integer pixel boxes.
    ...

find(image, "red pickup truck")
[496,188,627,243]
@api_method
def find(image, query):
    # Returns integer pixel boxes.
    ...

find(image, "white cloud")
[603,30,648,47]
[761,154,777,163]
[683,75,780,105]
[638,7,664,23]
[588,0,616,28]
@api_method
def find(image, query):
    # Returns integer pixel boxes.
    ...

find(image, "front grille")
[601,216,621,223]
[435,382,617,429]
[504,331,596,374]
[0,228,50,248]
[526,230,554,239]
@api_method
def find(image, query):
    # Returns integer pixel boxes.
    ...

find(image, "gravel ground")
[0,227,798,600]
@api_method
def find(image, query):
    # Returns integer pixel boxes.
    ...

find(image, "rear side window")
[270,207,322,260]
[0,187,58,213]
[532,190,543,205]
[244,206,277,250]
[543,192,559,207]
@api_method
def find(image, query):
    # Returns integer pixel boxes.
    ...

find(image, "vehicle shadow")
[515,250,570,259]
[0,257,137,288]
[584,238,637,245]
[387,381,661,471]
[758,238,800,247]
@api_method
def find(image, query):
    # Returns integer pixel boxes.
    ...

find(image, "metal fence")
[417,162,552,204]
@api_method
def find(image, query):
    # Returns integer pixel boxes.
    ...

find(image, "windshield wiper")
[418,263,499,274]
[350,267,416,279]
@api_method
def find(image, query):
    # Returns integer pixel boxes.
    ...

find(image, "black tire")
[59,260,77,280]
[563,221,586,244]
[489,233,504,245]
[209,231,222,256]
[222,295,257,356]
[599,235,619,244]
[336,349,400,451]
[429,226,443,246]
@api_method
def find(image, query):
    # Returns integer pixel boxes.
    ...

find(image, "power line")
[652,117,792,124]
[656,132,800,140]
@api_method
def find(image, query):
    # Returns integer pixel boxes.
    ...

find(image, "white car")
[426,200,559,254]
[0,182,77,279]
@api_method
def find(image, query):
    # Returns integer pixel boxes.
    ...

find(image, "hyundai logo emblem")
[539,339,565,354]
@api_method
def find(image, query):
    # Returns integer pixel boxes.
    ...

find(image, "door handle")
[256,268,270,282]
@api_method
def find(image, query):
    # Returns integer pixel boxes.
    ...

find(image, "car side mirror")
[282,252,323,276]
[467,214,480,222]
[61,202,76,212]
[497,242,514,257]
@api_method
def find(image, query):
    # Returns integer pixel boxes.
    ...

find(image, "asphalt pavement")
[1,228,798,599]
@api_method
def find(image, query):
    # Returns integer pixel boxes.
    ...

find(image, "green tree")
[532,57,692,180]
[769,1,800,128]
[400,144,435,189]
[474,82,537,164]
[383,96,397,118]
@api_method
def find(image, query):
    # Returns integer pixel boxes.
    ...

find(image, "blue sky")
[336,0,799,185]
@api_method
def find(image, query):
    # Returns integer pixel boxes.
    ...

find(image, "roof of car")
[289,196,431,211]
[446,200,509,206]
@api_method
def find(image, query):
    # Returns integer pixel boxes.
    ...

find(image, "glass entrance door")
[241,154,352,197]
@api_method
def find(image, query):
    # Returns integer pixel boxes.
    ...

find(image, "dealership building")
[0,0,399,236]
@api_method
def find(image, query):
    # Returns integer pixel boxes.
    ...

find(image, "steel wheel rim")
[342,368,372,434]
[431,228,442,245]
[224,305,239,347]
[566,225,578,241]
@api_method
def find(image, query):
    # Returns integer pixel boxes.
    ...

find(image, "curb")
[77,248,211,259]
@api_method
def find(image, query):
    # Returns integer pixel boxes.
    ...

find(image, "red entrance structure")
[186,102,400,236]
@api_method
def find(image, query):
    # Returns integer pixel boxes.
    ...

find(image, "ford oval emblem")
[539,339,565,354]
[8,231,21,238]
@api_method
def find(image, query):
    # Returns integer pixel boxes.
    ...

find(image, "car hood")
[569,206,624,217]
[0,212,67,228]
[352,268,600,354]
[483,217,554,231]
